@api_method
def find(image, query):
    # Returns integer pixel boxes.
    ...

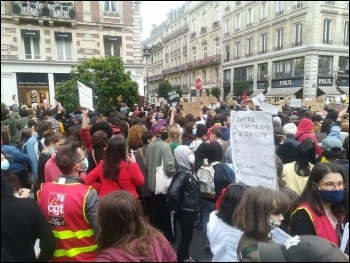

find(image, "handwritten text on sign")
[230,111,277,190]
[77,81,93,110]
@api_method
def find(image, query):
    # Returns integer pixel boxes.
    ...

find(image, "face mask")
[77,158,89,172]
[49,147,55,154]
[192,129,197,136]
[179,127,184,135]
[318,189,345,204]
[188,153,195,164]
[1,159,10,171]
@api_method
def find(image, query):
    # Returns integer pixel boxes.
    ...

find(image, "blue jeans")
[201,198,216,247]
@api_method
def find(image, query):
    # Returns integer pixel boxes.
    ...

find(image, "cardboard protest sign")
[251,93,266,106]
[230,111,277,190]
[290,99,302,108]
[260,102,280,115]
[310,101,324,112]
[77,81,93,110]
[328,103,348,111]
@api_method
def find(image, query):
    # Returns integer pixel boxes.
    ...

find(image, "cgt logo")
[48,193,66,217]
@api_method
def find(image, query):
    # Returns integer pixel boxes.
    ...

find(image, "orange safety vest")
[37,182,97,262]
[292,202,339,246]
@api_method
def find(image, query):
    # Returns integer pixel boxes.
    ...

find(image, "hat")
[73,114,82,123]
[290,115,299,120]
[259,235,348,262]
[109,117,120,126]
[151,119,167,135]
[321,137,343,152]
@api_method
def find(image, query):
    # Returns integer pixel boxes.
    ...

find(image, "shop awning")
[250,89,266,97]
[265,87,302,97]
[317,87,342,96]
[338,86,349,95]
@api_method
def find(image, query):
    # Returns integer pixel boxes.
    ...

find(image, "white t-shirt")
[189,139,203,152]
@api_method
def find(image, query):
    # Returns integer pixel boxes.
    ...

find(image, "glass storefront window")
[258,63,268,79]
[293,57,304,76]
[285,60,291,77]
[318,56,333,75]
[338,57,349,75]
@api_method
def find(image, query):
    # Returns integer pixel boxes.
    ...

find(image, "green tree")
[157,80,172,100]
[55,56,139,115]
[176,86,183,98]
[233,81,248,96]
[211,86,221,98]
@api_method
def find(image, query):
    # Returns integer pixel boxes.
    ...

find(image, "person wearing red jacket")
[84,136,144,199]
[294,118,322,156]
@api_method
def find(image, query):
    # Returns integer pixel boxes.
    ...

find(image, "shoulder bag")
[155,143,172,195]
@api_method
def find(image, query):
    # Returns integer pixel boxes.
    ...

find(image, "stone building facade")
[1,1,144,107]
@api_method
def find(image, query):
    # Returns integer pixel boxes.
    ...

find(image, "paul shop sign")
[272,78,303,88]
[318,77,333,86]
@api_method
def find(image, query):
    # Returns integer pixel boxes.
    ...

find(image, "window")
[225,19,230,34]
[247,66,253,80]
[215,39,220,55]
[234,67,248,81]
[285,60,291,76]
[276,1,283,11]
[293,57,304,76]
[215,6,220,21]
[344,22,349,45]
[202,70,207,83]
[224,70,231,82]
[247,37,253,56]
[294,1,303,9]
[247,8,253,24]
[260,33,267,53]
[225,44,230,60]
[192,47,196,61]
[202,13,207,28]
[235,14,241,30]
[203,42,208,58]
[104,42,121,56]
[193,20,196,32]
[261,2,267,18]
[318,56,333,75]
[235,41,241,58]
[323,20,332,44]
[258,63,268,79]
[24,37,40,59]
[338,57,349,75]
[294,23,303,46]
[56,39,72,61]
[273,57,304,78]
[104,1,118,12]
[276,28,283,50]
[273,61,284,78]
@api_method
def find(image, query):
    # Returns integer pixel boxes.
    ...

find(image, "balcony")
[291,41,303,47]
[293,2,303,10]
[162,63,187,75]
[200,26,207,35]
[224,79,231,84]
[323,40,333,44]
[212,21,220,29]
[235,28,241,33]
[187,54,221,69]
[275,10,284,17]
[246,22,253,28]
[12,1,75,19]
[146,73,163,82]
[224,58,230,63]
[162,24,188,43]
[245,53,253,58]
[225,6,230,11]
[224,32,230,37]
[325,1,335,5]
[234,56,241,60]
[190,32,196,39]
[258,50,267,55]
[274,46,283,51]
[260,17,267,23]
[103,11,119,17]
[344,41,349,46]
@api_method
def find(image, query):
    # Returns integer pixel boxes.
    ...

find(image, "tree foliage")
[55,56,139,115]
[233,81,248,96]
[211,87,221,98]
[157,80,172,100]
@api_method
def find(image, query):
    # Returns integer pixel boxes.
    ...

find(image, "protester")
[182,122,196,146]
[232,186,290,262]
[95,191,177,262]
[128,124,146,151]
[166,145,201,262]
[290,163,348,246]
[166,126,182,154]
[84,136,144,198]
[207,183,247,262]
[86,130,108,174]
[316,118,333,143]
[320,125,344,163]
[189,123,207,152]
[37,142,99,262]
[294,118,322,155]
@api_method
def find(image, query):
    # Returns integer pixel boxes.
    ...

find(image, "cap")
[73,114,82,123]
[321,137,343,152]
[259,235,348,262]
[109,117,120,126]
[151,119,167,135]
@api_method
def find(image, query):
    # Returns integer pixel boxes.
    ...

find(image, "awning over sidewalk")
[250,89,266,97]
[265,87,302,97]
[338,86,349,95]
[317,87,342,96]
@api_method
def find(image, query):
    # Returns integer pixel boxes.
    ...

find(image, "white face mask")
[188,153,195,164]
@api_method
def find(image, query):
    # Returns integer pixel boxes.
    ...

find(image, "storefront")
[316,76,342,97]
[265,78,303,99]
[16,73,49,107]
[337,77,349,95]
[250,80,268,96]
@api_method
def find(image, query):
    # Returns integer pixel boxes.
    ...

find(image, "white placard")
[251,93,266,106]
[230,111,277,190]
[290,99,302,108]
[340,222,349,252]
[271,228,292,244]
[260,102,280,115]
[77,81,93,110]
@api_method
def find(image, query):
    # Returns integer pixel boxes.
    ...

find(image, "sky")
[140,1,184,41]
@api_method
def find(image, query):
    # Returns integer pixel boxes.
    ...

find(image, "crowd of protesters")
[1,98,349,262]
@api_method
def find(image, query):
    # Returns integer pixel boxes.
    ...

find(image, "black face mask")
[161,131,168,141]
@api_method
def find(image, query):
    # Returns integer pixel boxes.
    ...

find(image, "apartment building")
[1,1,144,107]
[143,1,348,103]
[222,1,349,100]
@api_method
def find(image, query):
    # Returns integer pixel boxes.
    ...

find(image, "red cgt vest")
[37,182,97,262]
[292,202,339,246]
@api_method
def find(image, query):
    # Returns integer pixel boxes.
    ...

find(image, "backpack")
[213,163,236,197]
[197,161,220,197]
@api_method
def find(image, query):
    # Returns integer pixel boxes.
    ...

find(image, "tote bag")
[155,144,172,195]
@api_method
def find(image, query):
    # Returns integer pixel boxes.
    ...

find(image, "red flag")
[242,90,247,105]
